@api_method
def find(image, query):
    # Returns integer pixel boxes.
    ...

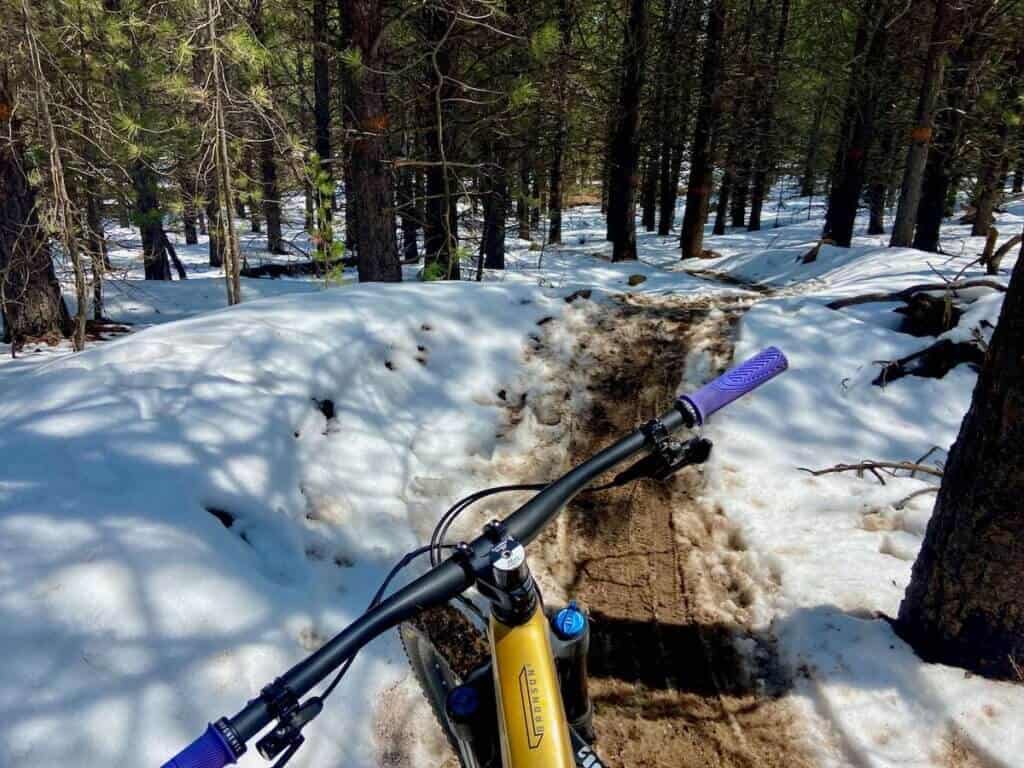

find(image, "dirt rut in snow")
[537,295,813,768]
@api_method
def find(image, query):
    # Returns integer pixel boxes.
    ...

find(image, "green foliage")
[421,262,447,281]
[340,47,365,81]
[508,77,537,110]
[530,22,559,61]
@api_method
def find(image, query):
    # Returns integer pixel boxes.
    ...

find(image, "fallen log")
[894,292,961,336]
[825,279,1006,310]
[873,338,984,386]
[241,256,355,279]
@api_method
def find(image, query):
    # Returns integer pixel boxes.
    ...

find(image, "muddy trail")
[397,294,815,768]
[541,295,813,767]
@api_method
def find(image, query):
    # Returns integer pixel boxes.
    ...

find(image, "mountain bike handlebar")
[163,346,787,768]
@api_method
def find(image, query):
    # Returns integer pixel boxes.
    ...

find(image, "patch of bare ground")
[941,727,988,768]
[537,294,814,768]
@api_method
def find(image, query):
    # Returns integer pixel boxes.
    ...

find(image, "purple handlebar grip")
[161,725,237,768]
[680,346,788,424]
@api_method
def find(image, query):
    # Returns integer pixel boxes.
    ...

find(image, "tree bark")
[422,8,459,279]
[251,0,285,255]
[912,14,988,253]
[712,167,733,236]
[343,0,402,282]
[0,71,71,345]
[312,0,333,258]
[132,161,172,280]
[971,43,1024,237]
[206,183,224,268]
[800,85,828,197]
[183,196,199,245]
[747,0,790,232]
[606,0,650,262]
[730,156,751,228]
[548,0,572,246]
[655,0,694,236]
[641,153,657,232]
[398,150,419,262]
[517,153,531,240]
[890,0,951,247]
[897,251,1024,680]
[483,146,507,270]
[680,0,725,259]
[823,0,890,248]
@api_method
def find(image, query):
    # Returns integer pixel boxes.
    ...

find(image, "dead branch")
[798,460,944,485]
[893,486,939,510]
[985,232,1023,275]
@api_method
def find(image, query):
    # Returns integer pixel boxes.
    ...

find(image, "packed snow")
[1,187,1021,767]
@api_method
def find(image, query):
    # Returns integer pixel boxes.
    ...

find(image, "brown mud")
[542,295,814,768]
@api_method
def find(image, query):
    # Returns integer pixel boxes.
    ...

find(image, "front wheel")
[400,605,494,768]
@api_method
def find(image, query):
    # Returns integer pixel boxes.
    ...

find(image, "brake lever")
[600,436,713,488]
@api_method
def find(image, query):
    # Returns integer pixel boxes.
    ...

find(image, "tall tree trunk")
[890,0,951,247]
[244,151,261,233]
[530,166,542,232]
[748,0,790,232]
[260,135,285,253]
[972,43,1024,237]
[206,184,224,268]
[548,126,567,244]
[897,249,1024,680]
[972,127,1010,237]
[730,157,751,228]
[398,154,419,262]
[868,181,886,235]
[655,0,693,236]
[250,0,285,255]
[657,145,680,235]
[548,0,572,246]
[680,0,726,259]
[84,187,108,318]
[913,17,987,253]
[713,168,733,236]
[823,0,890,248]
[208,0,242,303]
[517,154,531,240]
[132,161,172,280]
[312,0,333,258]
[483,146,507,270]
[422,9,459,279]
[799,84,828,197]
[343,0,402,282]
[641,153,657,232]
[183,197,199,245]
[606,0,650,262]
[867,125,897,235]
[0,70,71,345]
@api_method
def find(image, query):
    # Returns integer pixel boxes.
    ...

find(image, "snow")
[699,195,1024,766]
[1,184,1022,767]
[0,281,572,767]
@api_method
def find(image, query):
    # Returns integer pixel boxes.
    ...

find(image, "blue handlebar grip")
[679,346,788,424]
[161,724,238,768]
